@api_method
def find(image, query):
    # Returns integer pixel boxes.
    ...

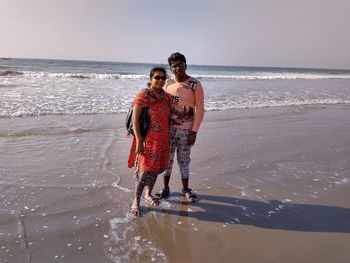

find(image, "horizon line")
[1,56,349,71]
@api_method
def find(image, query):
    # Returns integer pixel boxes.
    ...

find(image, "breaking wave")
[2,70,350,80]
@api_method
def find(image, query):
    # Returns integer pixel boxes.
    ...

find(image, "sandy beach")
[1,105,350,262]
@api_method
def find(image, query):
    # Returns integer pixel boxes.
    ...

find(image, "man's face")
[170,60,186,78]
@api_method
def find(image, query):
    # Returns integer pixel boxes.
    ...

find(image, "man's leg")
[176,129,192,189]
[163,175,171,188]
[181,177,189,189]
[176,129,197,201]
[156,127,176,198]
[164,127,177,187]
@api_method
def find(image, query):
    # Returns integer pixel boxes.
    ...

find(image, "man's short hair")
[168,52,186,66]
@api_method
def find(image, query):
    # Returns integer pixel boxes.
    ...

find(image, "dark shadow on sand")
[148,193,350,233]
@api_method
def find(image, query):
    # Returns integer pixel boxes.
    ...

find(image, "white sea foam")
[3,69,350,80]
[106,216,166,262]
[17,71,147,80]
[193,73,350,80]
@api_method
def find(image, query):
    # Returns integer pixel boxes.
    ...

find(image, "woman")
[128,67,170,217]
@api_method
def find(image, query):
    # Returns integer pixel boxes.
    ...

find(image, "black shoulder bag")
[125,106,149,138]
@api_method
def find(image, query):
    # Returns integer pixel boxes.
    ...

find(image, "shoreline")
[0,102,349,120]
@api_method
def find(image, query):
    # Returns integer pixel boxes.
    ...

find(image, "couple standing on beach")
[127,52,205,217]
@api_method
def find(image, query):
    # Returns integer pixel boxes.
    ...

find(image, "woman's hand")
[136,139,145,154]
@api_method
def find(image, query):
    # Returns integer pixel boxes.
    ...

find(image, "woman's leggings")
[135,171,159,199]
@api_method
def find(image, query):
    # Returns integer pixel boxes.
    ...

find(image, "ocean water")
[1,58,350,118]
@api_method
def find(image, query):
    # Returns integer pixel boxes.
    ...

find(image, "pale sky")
[1,0,350,69]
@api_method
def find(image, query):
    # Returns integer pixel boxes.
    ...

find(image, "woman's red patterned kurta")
[127,88,170,173]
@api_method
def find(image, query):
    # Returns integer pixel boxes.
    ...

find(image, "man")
[156,52,205,202]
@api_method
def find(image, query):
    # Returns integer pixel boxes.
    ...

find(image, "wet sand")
[1,105,350,262]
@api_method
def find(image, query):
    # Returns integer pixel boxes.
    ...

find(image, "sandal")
[182,188,197,202]
[155,187,170,200]
[130,206,142,217]
[143,195,160,206]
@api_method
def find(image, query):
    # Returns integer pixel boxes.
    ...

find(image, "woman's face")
[150,71,166,90]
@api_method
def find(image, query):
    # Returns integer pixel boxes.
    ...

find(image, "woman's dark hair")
[149,67,167,79]
[168,52,186,66]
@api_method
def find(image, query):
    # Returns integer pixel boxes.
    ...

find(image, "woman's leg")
[131,171,147,210]
[143,171,160,206]
[144,171,159,197]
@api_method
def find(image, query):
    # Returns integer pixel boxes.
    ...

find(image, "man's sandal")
[182,188,197,202]
[143,195,160,206]
[155,187,170,200]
